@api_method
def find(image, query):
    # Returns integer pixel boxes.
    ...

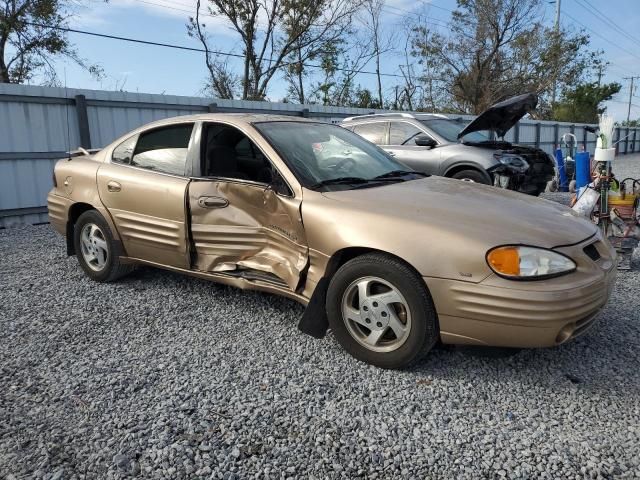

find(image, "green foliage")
[410,0,596,114]
[619,119,639,127]
[0,0,103,83]
[552,82,621,123]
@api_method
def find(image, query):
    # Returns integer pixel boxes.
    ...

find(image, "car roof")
[341,112,450,123]
[138,113,321,129]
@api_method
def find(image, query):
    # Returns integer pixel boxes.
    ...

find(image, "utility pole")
[623,76,639,124]
[552,0,561,105]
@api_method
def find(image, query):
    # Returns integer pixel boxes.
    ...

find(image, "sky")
[48,0,640,121]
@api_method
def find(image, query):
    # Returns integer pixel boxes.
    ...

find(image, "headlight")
[493,154,529,172]
[486,246,576,279]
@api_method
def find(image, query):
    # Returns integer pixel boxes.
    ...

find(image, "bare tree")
[197,0,359,100]
[411,0,592,113]
[308,36,379,106]
[359,0,394,108]
[188,0,240,99]
[0,0,103,84]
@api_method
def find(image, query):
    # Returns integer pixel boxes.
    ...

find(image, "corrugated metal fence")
[1,83,639,227]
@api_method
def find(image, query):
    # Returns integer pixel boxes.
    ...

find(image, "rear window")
[131,124,194,176]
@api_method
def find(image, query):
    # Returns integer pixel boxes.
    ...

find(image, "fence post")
[554,123,559,151]
[301,108,309,118]
[582,125,588,151]
[74,95,91,149]
[535,122,541,149]
[514,122,520,144]
[633,128,638,153]
[625,127,630,154]
[208,102,218,113]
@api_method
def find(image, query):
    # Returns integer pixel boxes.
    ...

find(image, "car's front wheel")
[326,253,439,369]
[73,210,133,282]
[451,169,491,184]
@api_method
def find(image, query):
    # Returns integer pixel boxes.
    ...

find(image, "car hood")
[321,176,596,249]
[458,93,538,139]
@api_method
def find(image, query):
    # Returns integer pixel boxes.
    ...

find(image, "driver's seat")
[206,145,248,179]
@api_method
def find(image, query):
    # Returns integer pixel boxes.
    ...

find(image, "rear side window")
[131,124,194,176]
[112,136,136,164]
[389,122,423,145]
[352,122,387,145]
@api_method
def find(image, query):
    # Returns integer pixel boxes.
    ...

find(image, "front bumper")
[424,233,617,348]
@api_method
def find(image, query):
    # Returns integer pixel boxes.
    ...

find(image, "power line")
[573,0,640,49]
[561,9,640,66]
[25,22,450,80]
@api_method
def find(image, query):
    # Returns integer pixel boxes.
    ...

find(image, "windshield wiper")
[373,169,428,180]
[311,177,370,188]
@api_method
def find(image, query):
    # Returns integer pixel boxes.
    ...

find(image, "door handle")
[198,196,229,208]
[107,181,121,192]
[387,152,396,156]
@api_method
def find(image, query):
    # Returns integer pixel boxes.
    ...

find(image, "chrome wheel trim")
[460,178,475,182]
[341,276,412,353]
[80,223,109,272]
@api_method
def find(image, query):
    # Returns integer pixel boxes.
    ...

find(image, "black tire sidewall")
[73,210,117,282]
[326,254,438,369]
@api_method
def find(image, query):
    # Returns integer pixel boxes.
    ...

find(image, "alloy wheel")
[341,276,412,352]
[80,223,109,272]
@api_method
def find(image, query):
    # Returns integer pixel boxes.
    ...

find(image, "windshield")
[420,119,490,143]
[255,122,423,190]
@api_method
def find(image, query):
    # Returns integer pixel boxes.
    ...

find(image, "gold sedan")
[48,114,617,369]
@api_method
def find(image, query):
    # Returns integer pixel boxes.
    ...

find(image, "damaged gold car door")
[188,179,308,290]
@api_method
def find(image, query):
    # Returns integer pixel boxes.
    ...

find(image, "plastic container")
[609,193,637,219]
[554,147,568,192]
[575,151,591,189]
[594,148,615,162]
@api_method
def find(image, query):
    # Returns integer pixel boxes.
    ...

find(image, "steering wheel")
[325,156,356,174]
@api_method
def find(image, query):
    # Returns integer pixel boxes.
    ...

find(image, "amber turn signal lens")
[487,247,520,276]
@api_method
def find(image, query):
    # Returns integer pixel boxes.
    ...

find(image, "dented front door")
[188,179,308,290]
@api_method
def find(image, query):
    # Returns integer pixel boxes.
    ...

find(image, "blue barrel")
[555,148,568,192]
[575,151,591,189]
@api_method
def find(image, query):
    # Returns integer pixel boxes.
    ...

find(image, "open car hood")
[457,93,538,139]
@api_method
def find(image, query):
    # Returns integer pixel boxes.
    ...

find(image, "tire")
[73,210,133,282]
[326,253,439,369]
[450,169,491,185]
[531,183,548,196]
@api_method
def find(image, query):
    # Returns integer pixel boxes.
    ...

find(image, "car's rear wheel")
[451,169,491,185]
[326,253,439,369]
[73,210,133,282]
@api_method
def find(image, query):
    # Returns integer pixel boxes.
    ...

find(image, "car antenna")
[64,67,72,161]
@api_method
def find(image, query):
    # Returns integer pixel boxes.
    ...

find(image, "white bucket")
[594,147,615,162]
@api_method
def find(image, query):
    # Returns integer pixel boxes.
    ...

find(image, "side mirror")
[415,135,437,148]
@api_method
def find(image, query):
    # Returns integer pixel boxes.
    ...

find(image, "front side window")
[201,123,282,187]
[420,119,489,143]
[255,121,424,191]
[389,122,424,145]
[112,136,136,164]
[352,122,387,145]
[131,124,194,175]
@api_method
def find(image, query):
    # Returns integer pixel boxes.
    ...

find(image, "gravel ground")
[2,161,640,479]
[2,228,639,480]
